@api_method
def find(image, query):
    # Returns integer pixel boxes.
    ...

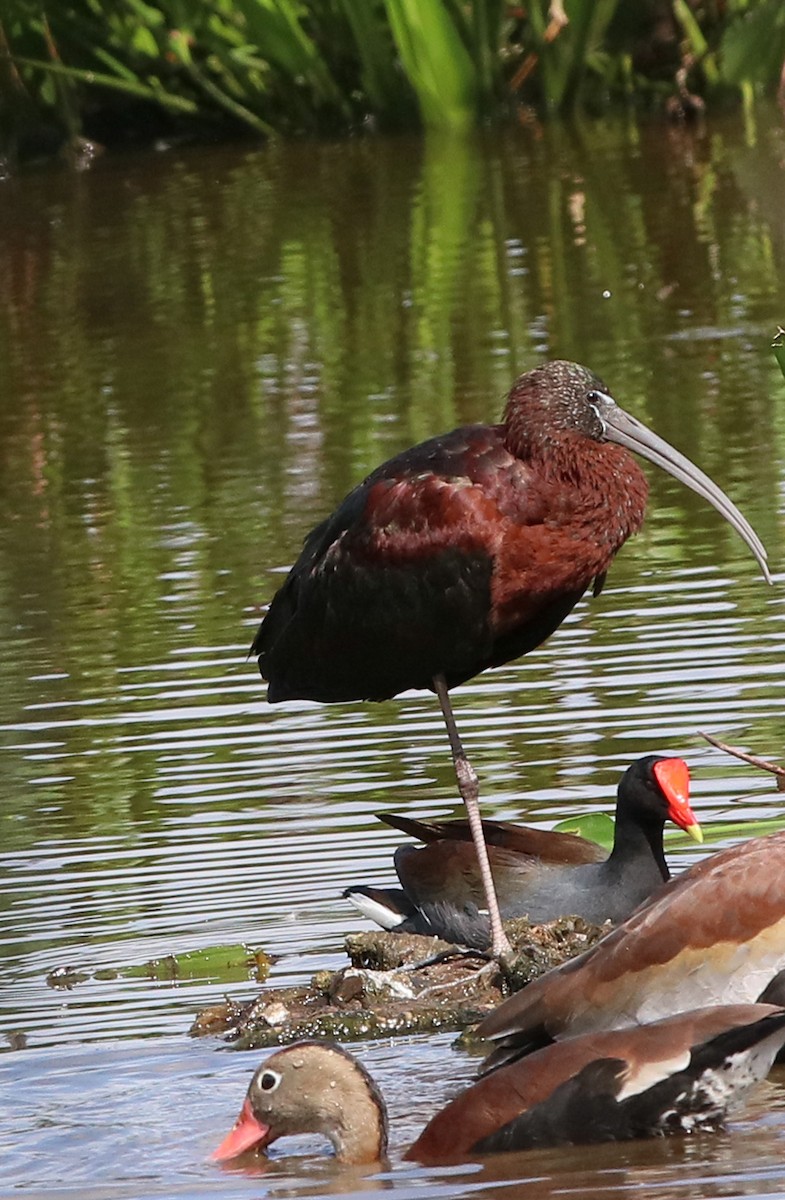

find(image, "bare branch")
[698,731,785,792]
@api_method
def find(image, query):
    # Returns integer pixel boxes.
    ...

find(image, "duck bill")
[211,1098,271,1162]
[601,403,771,584]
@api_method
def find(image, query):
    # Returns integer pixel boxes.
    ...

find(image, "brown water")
[1,103,785,1198]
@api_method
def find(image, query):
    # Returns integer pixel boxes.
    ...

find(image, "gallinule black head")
[212,1006,785,1165]
[477,826,785,1073]
[345,755,701,948]
[253,359,769,957]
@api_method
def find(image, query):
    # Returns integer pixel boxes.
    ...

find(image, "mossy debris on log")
[190,916,606,1049]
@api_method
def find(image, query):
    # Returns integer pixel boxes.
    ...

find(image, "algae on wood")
[190,917,606,1048]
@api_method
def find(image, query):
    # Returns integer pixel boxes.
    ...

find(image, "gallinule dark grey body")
[342,886,493,949]
[212,1007,785,1165]
[252,360,769,957]
[344,756,701,948]
[477,827,785,1073]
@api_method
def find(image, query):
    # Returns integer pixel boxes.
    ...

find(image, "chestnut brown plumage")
[253,360,770,956]
[211,1007,785,1166]
[478,827,785,1072]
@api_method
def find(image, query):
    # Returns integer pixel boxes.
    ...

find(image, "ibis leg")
[433,674,512,959]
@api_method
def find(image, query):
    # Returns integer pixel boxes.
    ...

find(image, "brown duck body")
[408,1005,785,1161]
[212,1007,785,1167]
[478,827,785,1071]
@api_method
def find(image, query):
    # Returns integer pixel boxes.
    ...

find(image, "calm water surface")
[1,103,785,1198]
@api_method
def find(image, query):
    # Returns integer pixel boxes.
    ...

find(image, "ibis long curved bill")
[597,398,772,584]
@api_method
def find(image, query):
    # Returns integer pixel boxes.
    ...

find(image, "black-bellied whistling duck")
[212,1006,785,1165]
[252,360,770,957]
[344,756,701,948]
[477,827,785,1073]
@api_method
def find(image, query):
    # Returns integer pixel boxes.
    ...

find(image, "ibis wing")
[253,427,555,701]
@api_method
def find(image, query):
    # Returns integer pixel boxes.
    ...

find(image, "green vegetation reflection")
[0,112,784,846]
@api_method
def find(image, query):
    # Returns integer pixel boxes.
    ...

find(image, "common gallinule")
[477,826,785,1072]
[344,756,702,948]
[212,1006,785,1165]
[252,360,769,956]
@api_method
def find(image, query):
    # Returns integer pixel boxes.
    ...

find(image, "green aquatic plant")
[2,1,785,162]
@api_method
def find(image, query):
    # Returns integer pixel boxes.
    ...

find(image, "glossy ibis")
[211,1007,785,1163]
[344,755,701,947]
[477,826,785,1072]
[253,360,770,957]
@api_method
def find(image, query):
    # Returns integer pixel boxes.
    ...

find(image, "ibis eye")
[259,1069,282,1092]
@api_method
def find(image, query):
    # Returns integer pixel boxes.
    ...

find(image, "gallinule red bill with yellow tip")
[476,827,785,1073]
[252,360,770,957]
[212,1006,785,1165]
[344,756,701,948]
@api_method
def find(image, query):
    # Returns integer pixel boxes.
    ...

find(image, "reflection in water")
[0,102,784,1198]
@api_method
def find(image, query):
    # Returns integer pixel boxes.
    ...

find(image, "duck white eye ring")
[259,1069,282,1092]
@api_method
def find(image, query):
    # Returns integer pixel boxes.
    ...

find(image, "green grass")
[3,3,785,163]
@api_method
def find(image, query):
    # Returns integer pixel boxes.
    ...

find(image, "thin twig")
[414,959,499,998]
[407,947,491,972]
[698,731,785,792]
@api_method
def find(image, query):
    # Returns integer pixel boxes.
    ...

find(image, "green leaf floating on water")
[121,944,271,985]
[553,812,615,850]
[46,944,271,991]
